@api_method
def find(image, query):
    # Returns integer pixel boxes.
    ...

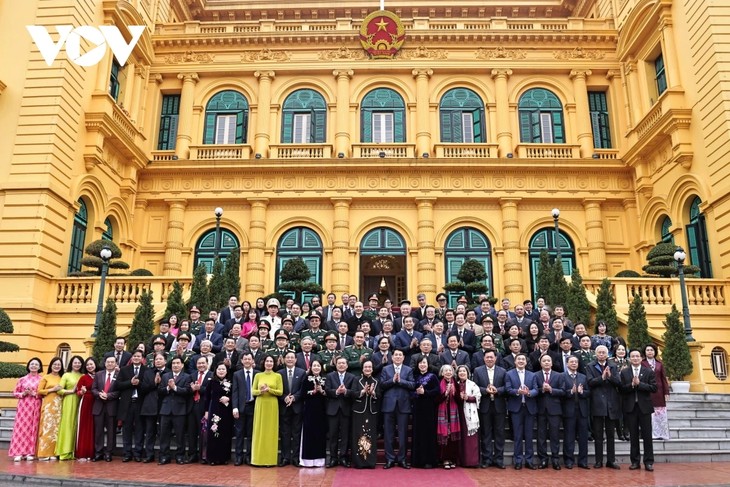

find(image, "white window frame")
[461,112,474,143]
[293,113,311,144]
[372,112,394,143]
[215,114,237,144]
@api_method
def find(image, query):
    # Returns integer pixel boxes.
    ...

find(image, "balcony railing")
[516,144,580,159]
[54,277,192,306]
[190,144,252,160]
[270,144,332,159]
[352,144,416,159]
[434,143,499,159]
[583,278,730,309]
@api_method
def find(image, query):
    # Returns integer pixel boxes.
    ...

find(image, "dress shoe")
[244,456,251,465]
[234,457,243,466]
[122,456,132,463]
[327,460,338,468]
[292,459,300,467]
[525,463,537,470]
[143,456,155,464]
[606,462,621,470]
[578,464,590,469]
[133,457,142,463]
[278,459,290,467]
[158,457,171,465]
[92,455,103,462]
[398,460,410,469]
[479,462,489,468]
[645,463,654,471]
[538,461,548,469]
[565,464,574,469]
[552,462,561,470]
[494,463,506,469]
[513,463,522,470]
[176,457,186,465]
[187,455,199,464]
[593,462,603,469]
[104,455,112,462]
[340,459,351,468]
[383,461,394,469]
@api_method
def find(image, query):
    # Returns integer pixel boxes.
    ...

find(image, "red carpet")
[334,466,476,486]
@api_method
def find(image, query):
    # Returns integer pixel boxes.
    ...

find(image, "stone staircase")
[0,393,728,463]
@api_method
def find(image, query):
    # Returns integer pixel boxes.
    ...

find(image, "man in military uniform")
[188,306,205,336]
[146,337,168,367]
[300,312,327,351]
[576,336,596,374]
[266,329,294,371]
[279,316,301,352]
[342,330,373,375]
[319,332,341,374]
[256,321,273,350]
[481,316,505,355]
[167,333,195,373]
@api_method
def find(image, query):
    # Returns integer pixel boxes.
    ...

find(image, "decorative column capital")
[254,71,276,81]
[569,69,592,81]
[247,197,270,207]
[606,70,622,81]
[411,68,433,79]
[491,68,513,79]
[333,69,354,80]
[330,197,352,206]
[177,72,199,84]
[164,198,188,210]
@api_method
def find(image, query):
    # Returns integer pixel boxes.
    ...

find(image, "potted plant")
[661,305,693,392]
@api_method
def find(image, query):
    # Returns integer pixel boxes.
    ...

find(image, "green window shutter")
[440,110,453,142]
[531,111,542,142]
[552,111,565,143]
[282,111,294,143]
[394,109,405,142]
[519,111,533,142]
[235,111,246,143]
[362,110,373,142]
[472,109,483,143]
[315,110,326,143]
[203,112,217,144]
[451,111,463,142]
[310,112,318,143]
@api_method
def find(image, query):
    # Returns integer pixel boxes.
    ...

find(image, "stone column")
[623,61,642,128]
[491,69,513,157]
[143,74,162,137]
[570,70,594,158]
[500,198,523,301]
[412,69,433,157]
[416,198,437,300]
[130,65,146,122]
[330,198,352,293]
[254,71,275,157]
[659,10,681,89]
[333,70,353,157]
[163,199,187,276]
[174,72,199,159]
[605,70,625,150]
[583,199,608,277]
[245,198,269,298]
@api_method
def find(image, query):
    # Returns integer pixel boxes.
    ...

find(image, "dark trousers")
[187,399,206,458]
[159,414,186,460]
[383,411,409,463]
[562,413,589,467]
[510,405,535,465]
[279,408,303,461]
[121,400,143,458]
[327,413,350,461]
[93,410,116,456]
[479,409,505,465]
[625,408,654,465]
[536,412,562,462]
[234,402,255,459]
[591,415,616,464]
[141,414,158,460]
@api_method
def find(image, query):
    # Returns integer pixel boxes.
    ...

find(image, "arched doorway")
[359,227,407,304]
[528,227,576,300]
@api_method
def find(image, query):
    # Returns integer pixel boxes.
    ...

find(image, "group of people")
[8,291,670,472]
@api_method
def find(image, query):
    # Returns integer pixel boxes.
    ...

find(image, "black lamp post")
[92,245,112,337]
[552,208,562,274]
[214,207,223,259]
[673,246,695,342]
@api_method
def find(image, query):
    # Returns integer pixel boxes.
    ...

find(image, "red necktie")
[545,372,550,384]
[194,372,203,401]
[104,373,111,393]
[305,353,310,370]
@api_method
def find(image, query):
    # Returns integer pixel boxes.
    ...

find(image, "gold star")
[376,18,389,31]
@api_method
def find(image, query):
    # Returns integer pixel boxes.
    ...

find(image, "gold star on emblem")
[376,18,389,31]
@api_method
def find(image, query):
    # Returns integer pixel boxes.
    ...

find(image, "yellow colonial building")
[0,0,729,391]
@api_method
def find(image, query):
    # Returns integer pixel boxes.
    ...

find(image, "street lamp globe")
[674,248,686,263]
[214,207,224,218]
[100,246,112,260]
[551,208,560,219]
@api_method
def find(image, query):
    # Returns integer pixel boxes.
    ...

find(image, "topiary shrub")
[77,239,131,276]
[129,268,154,276]
[661,304,693,381]
[616,269,641,278]
[643,243,700,277]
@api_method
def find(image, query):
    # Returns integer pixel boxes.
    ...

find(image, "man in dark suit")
[295,337,320,372]
[323,292,338,323]
[409,338,441,375]
[392,316,422,363]
[218,295,238,326]
[505,353,538,470]
[103,336,132,370]
[449,312,477,355]
[223,304,246,338]
[232,352,258,466]
[440,335,470,370]
[473,349,507,468]
[410,293,428,322]
[586,345,621,469]
[324,356,357,467]
[157,356,192,465]
[535,354,565,470]
[380,349,415,469]
[562,355,590,469]
[501,338,524,371]
[335,321,354,351]
[554,336,580,373]
[139,352,168,463]
[620,349,658,471]
[278,351,306,466]
[195,319,224,353]
[116,350,148,462]
[186,355,212,464]
[426,321,448,355]
[214,337,242,377]
[92,356,121,461]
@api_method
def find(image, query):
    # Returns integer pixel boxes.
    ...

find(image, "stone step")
[667,393,730,402]
[669,409,730,419]
[668,400,730,410]
[671,427,730,439]
[670,417,730,428]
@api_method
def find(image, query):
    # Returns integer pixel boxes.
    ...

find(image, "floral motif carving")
[476,46,526,60]
[164,51,214,64]
[318,46,367,60]
[241,49,291,62]
[553,46,605,60]
[399,45,447,59]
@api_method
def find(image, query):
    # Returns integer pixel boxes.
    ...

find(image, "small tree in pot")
[661,304,693,391]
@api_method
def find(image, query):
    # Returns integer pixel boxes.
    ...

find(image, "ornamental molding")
[475,46,526,60]
[164,50,215,64]
[553,46,605,60]
[241,49,291,62]
[399,45,447,60]
[318,46,367,60]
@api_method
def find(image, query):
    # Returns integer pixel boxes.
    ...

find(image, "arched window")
[686,196,712,277]
[660,216,673,244]
[360,88,406,143]
[444,228,493,307]
[276,227,323,303]
[193,229,240,273]
[360,228,407,303]
[711,347,728,381]
[102,217,114,241]
[56,343,71,369]
[439,88,486,143]
[518,88,565,143]
[529,228,576,300]
[203,90,249,144]
[360,228,406,255]
[67,199,88,274]
[281,89,327,143]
